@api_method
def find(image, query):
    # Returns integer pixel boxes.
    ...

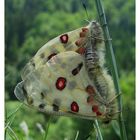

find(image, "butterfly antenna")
[96,17,100,23]
[111,111,122,116]
[81,0,90,21]
[109,117,120,122]
[108,93,122,104]
[91,36,105,41]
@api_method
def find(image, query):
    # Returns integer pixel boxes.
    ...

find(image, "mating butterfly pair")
[14,21,118,122]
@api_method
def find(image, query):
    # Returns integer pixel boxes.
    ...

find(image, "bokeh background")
[5,0,135,140]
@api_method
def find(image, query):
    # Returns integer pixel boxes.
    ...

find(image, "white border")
[136,0,139,139]
[0,0,4,139]
[1,0,137,140]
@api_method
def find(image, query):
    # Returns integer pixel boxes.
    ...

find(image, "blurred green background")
[5,0,135,140]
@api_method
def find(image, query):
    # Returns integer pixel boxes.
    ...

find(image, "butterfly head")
[101,102,119,123]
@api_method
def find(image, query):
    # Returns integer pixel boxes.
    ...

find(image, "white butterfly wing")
[15,21,118,121]
[21,25,90,79]
[15,51,105,119]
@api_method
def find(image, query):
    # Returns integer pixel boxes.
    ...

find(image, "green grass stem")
[94,119,103,140]
[43,116,52,140]
[94,0,127,140]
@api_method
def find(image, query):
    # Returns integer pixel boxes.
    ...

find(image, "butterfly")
[14,20,118,122]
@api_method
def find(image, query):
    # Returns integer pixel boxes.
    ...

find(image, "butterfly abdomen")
[85,21,118,121]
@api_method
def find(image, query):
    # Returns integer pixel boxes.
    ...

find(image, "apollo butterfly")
[14,21,118,122]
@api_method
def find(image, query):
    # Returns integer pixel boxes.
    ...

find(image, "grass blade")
[7,126,19,140]
[7,103,23,120]
[94,0,127,140]
[43,116,52,140]
[74,131,79,140]
[93,119,103,140]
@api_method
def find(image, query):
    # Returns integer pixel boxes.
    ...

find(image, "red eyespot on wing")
[60,34,68,43]
[87,95,94,104]
[80,32,86,37]
[56,77,67,90]
[92,106,102,116]
[75,38,85,46]
[75,40,81,46]
[96,111,102,116]
[92,105,98,112]
[86,85,96,95]
[76,47,86,55]
[48,53,57,60]
[82,28,89,32]
[71,101,79,112]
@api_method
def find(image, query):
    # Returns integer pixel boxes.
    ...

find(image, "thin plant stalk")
[7,126,19,140]
[94,119,103,140]
[5,103,23,140]
[81,1,103,139]
[74,131,79,140]
[94,0,127,140]
[43,116,52,140]
[7,103,23,119]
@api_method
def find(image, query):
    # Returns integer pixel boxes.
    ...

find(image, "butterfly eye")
[103,120,110,124]
[107,113,113,118]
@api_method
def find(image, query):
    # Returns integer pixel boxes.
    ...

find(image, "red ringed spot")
[87,95,94,103]
[92,105,98,112]
[75,40,81,46]
[71,101,79,112]
[96,111,102,116]
[80,32,86,37]
[60,34,68,43]
[76,47,86,55]
[75,38,85,46]
[86,85,96,94]
[56,77,67,90]
[82,28,89,32]
[48,53,57,60]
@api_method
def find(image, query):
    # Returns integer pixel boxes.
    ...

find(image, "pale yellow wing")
[15,51,107,120]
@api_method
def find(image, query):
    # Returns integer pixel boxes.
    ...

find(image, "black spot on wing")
[52,98,61,111]
[39,103,46,109]
[22,84,33,105]
[30,59,35,67]
[27,97,34,105]
[72,62,83,76]
[40,53,45,58]
[48,53,57,61]
[41,92,45,99]
[52,104,59,111]
[67,81,77,90]
[22,86,28,98]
